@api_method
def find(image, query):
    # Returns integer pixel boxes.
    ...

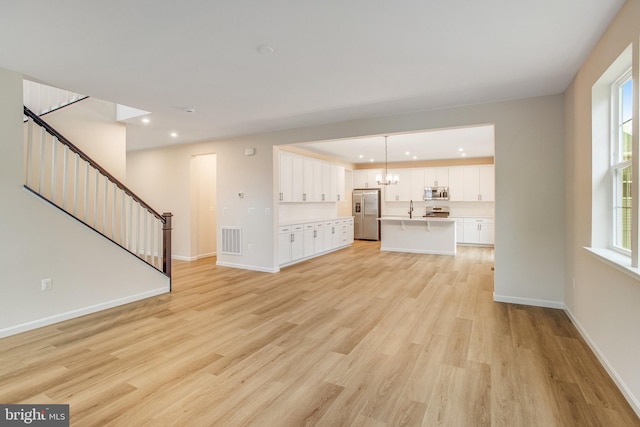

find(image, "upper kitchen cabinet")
[463,165,494,202]
[410,168,425,201]
[424,167,449,187]
[278,150,345,203]
[384,169,412,201]
[353,169,382,189]
[335,166,345,202]
[448,164,494,202]
[279,152,294,202]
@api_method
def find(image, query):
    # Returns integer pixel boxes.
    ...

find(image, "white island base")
[378,217,457,255]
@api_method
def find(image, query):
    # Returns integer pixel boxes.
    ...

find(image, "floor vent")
[221,226,242,255]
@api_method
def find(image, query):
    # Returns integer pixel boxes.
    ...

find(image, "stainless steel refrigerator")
[352,189,381,240]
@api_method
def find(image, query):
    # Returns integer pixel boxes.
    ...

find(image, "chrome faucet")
[409,200,414,219]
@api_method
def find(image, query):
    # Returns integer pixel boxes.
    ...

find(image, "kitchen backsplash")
[383,200,494,218]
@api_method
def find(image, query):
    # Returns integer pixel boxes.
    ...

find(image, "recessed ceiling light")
[461,152,467,156]
[458,147,464,152]
[359,154,364,159]
[170,132,178,138]
[405,151,410,156]
[257,44,275,55]
[413,156,417,160]
[184,107,196,113]
[141,117,150,124]
[369,158,374,162]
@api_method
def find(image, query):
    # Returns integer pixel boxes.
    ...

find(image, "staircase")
[23,80,88,117]
[23,105,173,281]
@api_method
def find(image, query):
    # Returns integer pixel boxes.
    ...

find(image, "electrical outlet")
[41,278,52,291]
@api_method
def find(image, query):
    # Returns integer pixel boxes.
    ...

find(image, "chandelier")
[376,136,399,185]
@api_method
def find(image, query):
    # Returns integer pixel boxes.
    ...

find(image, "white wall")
[564,0,640,414]
[191,154,217,259]
[128,94,565,300]
[127,138,277,270]
[0,68,169,338]
[43,97,127,182]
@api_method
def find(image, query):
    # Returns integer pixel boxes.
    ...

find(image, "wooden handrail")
[23,105,165,222]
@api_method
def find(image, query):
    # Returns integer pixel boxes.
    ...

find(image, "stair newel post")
[162,212,173,282]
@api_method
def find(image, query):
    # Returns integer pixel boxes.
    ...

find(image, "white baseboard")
[564,305,640,419]
[0,287,169,339]
[380,246,456,256]
[173,252,217,261]
[492,293,564,309]
[216,261,278,273]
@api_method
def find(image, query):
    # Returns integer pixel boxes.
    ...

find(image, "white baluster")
[150,214,155,266]
[103,177,108,234]
[83,162,89,222]
[143,209,148,261]
[121,190,125,245]
[26,119,33,186]
[93,169,99,228]
[39,128,46,193]
[112,184,116,239]
[73,154,79,215]
[62,145,68,209]
[128,196,133,251]
[51,137,57,200]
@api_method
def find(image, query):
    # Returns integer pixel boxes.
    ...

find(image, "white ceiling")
[0,1,624,151]
[293,124,495,164]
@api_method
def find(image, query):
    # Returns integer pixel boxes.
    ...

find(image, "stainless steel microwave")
[424,186,449,201]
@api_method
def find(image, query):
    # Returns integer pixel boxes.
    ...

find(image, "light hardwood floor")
[1,241,639,426]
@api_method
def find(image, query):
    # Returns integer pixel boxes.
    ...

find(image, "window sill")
[584,247,640,281]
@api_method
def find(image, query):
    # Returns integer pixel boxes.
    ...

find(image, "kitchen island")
[378,216,457,255]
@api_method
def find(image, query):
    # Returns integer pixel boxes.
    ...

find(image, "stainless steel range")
[423,206,450,218]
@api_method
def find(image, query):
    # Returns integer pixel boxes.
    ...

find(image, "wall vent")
[221,226,242,255]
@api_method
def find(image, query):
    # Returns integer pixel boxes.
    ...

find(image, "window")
[612,72,633,253]
[589,44,639,274]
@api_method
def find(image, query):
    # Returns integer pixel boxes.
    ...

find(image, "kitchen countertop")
[378,216,456,222]
[279,216,354,226]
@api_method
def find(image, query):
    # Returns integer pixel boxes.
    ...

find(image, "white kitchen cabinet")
[279,152,293,202]
[292,156,305,202]
[314,222,325,253]
[448,167,464,201]
[313,160,323,202]
[461,218,494,245]
[279,218,353,266]
[424,167,449,187]
[478,165,495,202]
[336,165,345,202]
[332,220,342,248]
[303,223,315,257]
[462,165,494,202]
[410,168,425,201]
[453,218,464,244]
[323,220,335,251]
[384,169,411,201]
[303,158,315,202]
[353,169,381,189]
[278,227,292,264]
[321,163,331,202]
[279,224,304,264]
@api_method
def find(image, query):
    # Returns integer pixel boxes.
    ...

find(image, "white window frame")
[587,42,640,277]
[611,70,633,255]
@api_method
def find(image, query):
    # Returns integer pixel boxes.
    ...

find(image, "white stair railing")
[23,106,172,278]
[23,80,87,117]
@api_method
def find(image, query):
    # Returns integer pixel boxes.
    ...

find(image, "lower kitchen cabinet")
[278,224,304,264]
[457,218,494,245]
[279,217,354,267]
